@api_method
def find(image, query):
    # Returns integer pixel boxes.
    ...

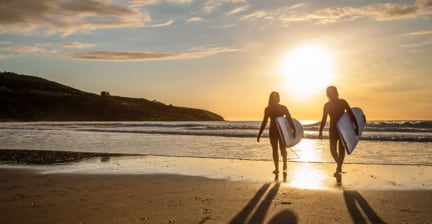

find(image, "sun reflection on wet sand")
[284,163,329,190]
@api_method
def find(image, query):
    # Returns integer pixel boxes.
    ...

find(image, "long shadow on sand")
[230,179,298,224]
[344,191,385,224]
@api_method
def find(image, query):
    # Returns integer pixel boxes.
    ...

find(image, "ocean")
[0,121,431,166]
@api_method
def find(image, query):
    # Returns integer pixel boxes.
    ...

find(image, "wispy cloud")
[60,42,96,49]
[67,47,238,61]
[407,29,432,35]
[166,0,194,3]
[0,45,46,54]
[286,3,305,10]
[186,17,204,22]
[129,0,158,7]
[242,11,270,21]
[203,0,246,13]
[0,43,58,60]
[279,0,432,24]
[0,0,148,35]
[227,5,249,15]
[151,20,174,27]
[400,38,432,48]
[131,0,194,6]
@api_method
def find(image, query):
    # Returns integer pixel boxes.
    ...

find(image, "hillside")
[0,72,224,121]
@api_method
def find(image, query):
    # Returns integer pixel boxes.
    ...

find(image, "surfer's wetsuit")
[324,99,351,141]
[259,104,295,153]
[319,98,358,177]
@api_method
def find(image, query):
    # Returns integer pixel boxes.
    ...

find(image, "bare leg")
[329,137,339,168]
[280,141,287,170]
[337,140,345,172]
[270,135,279,173]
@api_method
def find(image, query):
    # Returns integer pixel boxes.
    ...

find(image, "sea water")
[0,121,431,166]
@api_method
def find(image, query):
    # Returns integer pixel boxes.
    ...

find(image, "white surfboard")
[336,107,366,155]
[276,117,304,148]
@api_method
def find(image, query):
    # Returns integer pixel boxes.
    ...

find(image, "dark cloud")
[0,0,148,35]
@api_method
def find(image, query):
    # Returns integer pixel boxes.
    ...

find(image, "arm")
[257,108,269,142]
[318,104,328,139]
[284,106,296,137]
[344,100,359,135]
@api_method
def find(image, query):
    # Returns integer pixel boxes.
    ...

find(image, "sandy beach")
[1,154,432,224]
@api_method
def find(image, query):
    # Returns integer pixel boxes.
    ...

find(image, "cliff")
[0,72,224,121]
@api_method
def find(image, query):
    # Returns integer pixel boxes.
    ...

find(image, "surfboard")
[276,117,304,148]
[336,107,366,155]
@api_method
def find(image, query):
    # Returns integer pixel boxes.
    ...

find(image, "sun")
[281,44,334,97]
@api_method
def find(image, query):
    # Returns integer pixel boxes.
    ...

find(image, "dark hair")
[326,86,339,100]
[268,91,280,106]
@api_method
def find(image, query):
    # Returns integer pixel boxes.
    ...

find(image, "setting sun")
[281,44,334,97]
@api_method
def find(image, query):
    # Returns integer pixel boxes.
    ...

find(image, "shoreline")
[1,151,432,191]
[1,148,432,167]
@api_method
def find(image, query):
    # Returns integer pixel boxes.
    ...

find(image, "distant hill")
[0,72,224,121]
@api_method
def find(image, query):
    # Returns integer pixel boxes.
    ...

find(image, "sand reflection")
[285,163,327,190]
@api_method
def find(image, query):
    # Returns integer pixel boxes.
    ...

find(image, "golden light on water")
[281,44,334,98]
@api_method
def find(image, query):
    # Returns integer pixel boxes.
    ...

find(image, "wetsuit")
[262,104,294,149]
[325,99,351,140]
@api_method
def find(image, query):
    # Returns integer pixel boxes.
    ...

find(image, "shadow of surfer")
[344,191,385,224]
[230,182,292,223]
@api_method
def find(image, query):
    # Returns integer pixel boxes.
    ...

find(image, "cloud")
[242,11,270,21]
[60,42,96,49]
[151,20,174,27]
[131,0,193,6]
[0,0,148,35]
[129,0,158,7]
[286,3,305,10]
[0,44,58,60]
[400,38,432,48]
[278,0,432,24]
[66,47,238,61]
[407,29,432,35]
[0,45,46,54]
[203,0,246,13]
[166,0,194,3]
[227,5,249,15]
[186,17,204,22]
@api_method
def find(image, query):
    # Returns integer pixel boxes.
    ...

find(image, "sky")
[0,0,431,120]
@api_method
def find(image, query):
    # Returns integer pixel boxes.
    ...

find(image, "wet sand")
[1,154,432,223]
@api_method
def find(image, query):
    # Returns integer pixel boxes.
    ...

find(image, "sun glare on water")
[281,44,335,98]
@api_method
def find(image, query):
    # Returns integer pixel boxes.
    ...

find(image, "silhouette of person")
[258,91,296,174]
[319,86,358,182]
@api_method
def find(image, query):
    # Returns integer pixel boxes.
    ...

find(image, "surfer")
[319,86,358,182]
[257,91,296,174]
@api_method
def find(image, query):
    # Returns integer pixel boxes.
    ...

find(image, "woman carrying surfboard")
[319,86,358,183]
[257,91,296,174]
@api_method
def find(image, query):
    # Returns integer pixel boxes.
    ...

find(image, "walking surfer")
[258,91,296,174]
[319,86,358,183]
